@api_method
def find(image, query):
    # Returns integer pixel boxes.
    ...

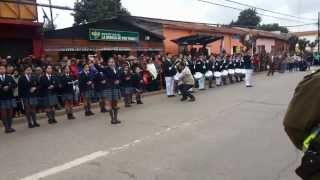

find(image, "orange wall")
[163,27,242,55]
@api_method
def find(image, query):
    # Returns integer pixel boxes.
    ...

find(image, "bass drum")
[222,70,229,76]
[214,71,221,78]
[194,72,203,80]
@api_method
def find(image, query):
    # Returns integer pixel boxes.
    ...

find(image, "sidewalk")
[6,90,165,126]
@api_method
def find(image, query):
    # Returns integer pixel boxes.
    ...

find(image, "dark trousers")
[1,109,13,131]
[179,84,194,99]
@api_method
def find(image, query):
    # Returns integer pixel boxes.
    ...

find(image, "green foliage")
[258,23,289,33]
[288,35,299,53]
[298,38,310,53]
[72,0,130,25]
[231,8,261,28]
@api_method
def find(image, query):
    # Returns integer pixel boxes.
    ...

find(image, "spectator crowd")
[0,51,314,134]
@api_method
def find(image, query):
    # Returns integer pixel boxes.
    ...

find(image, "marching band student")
[18,66,40,128]
[79,64,95,116]
[195,56,207,90]
[120,66,133,107]
[243,51,254,87]
[60,66,76,120]
[227,56,235,84]
[39,65,58,124]
[221,56,229,85]
[163,54,176,97]
[105,58,122,125]
[131,66,144,105]
[206,56,215,88]
[176,61,196,102]
[0,65,17,133]
[214,58,222,86]
[94,65,108,113]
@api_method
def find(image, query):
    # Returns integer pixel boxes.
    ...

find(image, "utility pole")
[48,0,54,28]
[318,12,320,55]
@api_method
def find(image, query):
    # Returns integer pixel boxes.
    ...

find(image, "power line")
[198,0,316,23]
[221,0,317,21]
[284,23,318,28]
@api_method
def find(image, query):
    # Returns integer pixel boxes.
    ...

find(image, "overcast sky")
[37,0,319,32]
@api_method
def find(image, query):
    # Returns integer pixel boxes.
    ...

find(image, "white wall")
[256,38,275,53]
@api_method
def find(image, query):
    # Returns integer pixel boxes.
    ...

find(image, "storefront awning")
[171,34,224,45]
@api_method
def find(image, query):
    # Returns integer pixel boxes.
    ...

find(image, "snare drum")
[194,72,203,80]
[205,71,213,79]
[214,72,221,78]
[235,69,241,74]
[222,70,229,76]
[228,69,235,75]
[241,69,246,74]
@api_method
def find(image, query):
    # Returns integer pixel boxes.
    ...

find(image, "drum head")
[214,72,221,78]
[205,71,213,78]
[228,69,235,75]
[222,70,228,76]
[235,69,241,74]
[241,69,246,74]
[194,72,203,80]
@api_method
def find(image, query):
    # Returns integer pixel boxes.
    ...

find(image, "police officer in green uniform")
[283,70,320,180]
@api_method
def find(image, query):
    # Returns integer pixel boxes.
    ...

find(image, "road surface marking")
[21,120,200,180]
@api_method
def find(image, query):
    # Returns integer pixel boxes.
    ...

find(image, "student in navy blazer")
[18,66,40,128]
[0,65,17,133]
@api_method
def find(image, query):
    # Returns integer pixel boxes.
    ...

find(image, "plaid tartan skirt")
[121,87,133,96]
[62,93,74,102]
[82,90,94,99]
[0,99,17,109]
[105,88,121,101]
[40,95,58,107]
[23,97,38,107]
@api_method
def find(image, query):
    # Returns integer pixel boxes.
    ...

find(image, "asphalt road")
[0,71,308,180]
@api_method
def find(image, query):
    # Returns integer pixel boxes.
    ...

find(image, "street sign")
[89,29,139,42]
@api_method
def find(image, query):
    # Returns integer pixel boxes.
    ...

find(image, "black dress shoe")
[189,97,196,102]
[88,111,95,116]
[52,119,58,124]
[68,114,76,120]
[137,101,143,105]
[34,123,40,127]
[28,124,35,128]
[115,120,122,124]
[5,129,16,134]
[100,108,107,113]
[180,97,187,102]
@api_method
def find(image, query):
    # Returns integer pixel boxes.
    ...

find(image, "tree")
[288,36,299,54]
[258,23,289,33]
[298,38,310,53]
[72,0,130,25]
[231,8,261,28]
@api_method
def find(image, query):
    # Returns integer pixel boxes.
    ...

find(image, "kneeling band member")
[176,62,196,102]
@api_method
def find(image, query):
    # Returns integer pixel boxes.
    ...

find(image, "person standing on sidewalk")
[163,54,176,97]
[18,66,40,128]
[243,51,253,87]
[0,65,17,133]
[39,65,59,124]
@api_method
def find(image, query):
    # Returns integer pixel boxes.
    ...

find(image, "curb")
[4,90,165,126]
